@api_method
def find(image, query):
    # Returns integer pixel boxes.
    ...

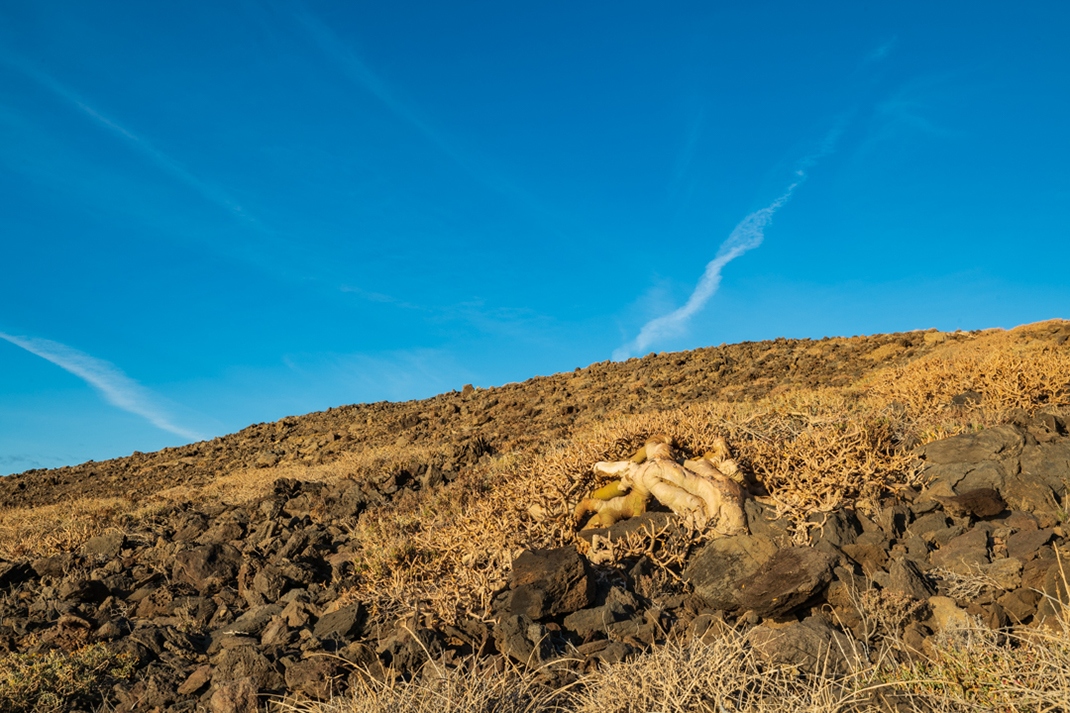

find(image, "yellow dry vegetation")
[0,643,136,713]
[336,321,1070,627]
[290,607,1070,713]
[2,321,1069,630]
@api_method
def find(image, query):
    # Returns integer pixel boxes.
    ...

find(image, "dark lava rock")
[886,557,935,600]
[930,528,989,571]
[563,587,637,639]
[735,546,835,618]
[498,547,594,619]
[0,560,36,588]
[493,614,550,664]
[208,676,258,713]
[172,544,241,593]
[284,657,345,700]
[933,488,1007,519]
[378,625,443,672]
[747,616,854,674]
[682,534,777,611]
[212,646,284,690]
[312,602,366,642]
[1007,528,1055,560]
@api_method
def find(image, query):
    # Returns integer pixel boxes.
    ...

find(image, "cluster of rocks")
[2,411,1069,711]
[489,412,1070,676]
[0,475,422,712]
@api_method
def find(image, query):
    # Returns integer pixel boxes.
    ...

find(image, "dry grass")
[4,322,1069,630]
[294,610,1070,713]
[0,643,136,713]
[279,659,576,713]
[0,498,132,560]
[337,323,1070,629]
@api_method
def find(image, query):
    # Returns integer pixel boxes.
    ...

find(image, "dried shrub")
[0,643,136,713]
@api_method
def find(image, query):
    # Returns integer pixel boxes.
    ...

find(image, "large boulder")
[747,616,855,674]
[496,547,594,620]
[682,534,777,611]
[919,421,1070,526]
[735,546,835,617]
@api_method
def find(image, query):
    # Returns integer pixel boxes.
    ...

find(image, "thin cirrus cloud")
[3,55,255,225]
[294,10,559,228]
[0,331,203,441]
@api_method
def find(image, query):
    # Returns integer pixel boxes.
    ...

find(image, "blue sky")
[2,1,1068,474]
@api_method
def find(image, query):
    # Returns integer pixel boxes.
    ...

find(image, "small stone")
[81,532,126,559]
[209,677,258,713]
[998,588,1039,624]
[313,602,366,641]
[177,665,212,696]
[983,558,1023,591]
[93,620,123,641]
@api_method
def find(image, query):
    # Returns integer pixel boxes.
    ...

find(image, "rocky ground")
[1,325,1069,712]
[0,329,969,510]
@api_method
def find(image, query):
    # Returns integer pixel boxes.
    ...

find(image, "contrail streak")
[613,179,802,360]
[0,331,202,441]
[5,57,253,223]
[613,120,846,360]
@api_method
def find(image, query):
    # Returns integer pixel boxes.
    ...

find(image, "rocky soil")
[1,325,1069,712]
[0,329,977,509]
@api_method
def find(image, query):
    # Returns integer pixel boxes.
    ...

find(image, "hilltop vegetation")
[1,320,1069,712]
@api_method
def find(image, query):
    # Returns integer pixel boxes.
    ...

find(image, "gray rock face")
[172,544,241,593]
[499,547,594,619]
[930,527,990,572]
[919,419,1070,526]
[921,425,1024,465]
[747,616,854,674]
[682,534,777,611]
[313,602,367,641]
[493,613,550,663]
[886,557,935,600]
[563,587,636,639]
[735,546,835,618]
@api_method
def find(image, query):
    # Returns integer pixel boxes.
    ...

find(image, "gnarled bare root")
[576,435,749,536]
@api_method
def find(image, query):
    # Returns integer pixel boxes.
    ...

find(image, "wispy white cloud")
[3,56,256,224]
[613,178,802,360]
[613,123,847,360]
[865,37,897,65]
[0,331,203,441]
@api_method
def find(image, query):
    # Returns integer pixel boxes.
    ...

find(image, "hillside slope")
[0,328,981,510]
[1,320,1069,713]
